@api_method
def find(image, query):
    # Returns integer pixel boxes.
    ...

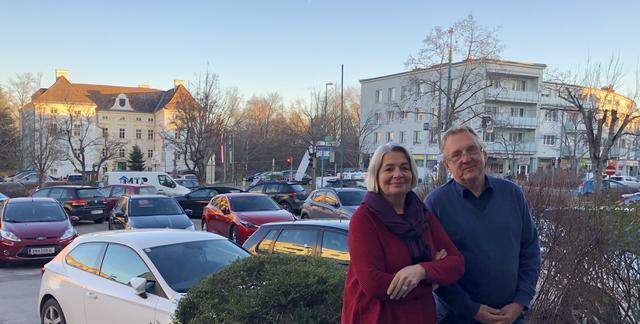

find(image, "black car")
[242,219,349,264]
[108,194,194,230]
[31,185,108,223]
[248,182,308,214]
[325,179,366,189]
[175,186,244,218]
[300,188,366,219]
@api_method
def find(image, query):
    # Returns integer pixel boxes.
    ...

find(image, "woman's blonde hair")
[365,142,418,193]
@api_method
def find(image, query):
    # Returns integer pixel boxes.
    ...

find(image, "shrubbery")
[174,254,346,324]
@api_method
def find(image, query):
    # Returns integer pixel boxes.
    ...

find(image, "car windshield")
[230,196,280,212]
[337,190,366,206]
[144,239,249,293]
[138,187,158,195]
[3,202,67,222]
[77,189,104,199]
[130,198,184,216]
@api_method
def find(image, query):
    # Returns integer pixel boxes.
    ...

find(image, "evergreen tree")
[127,145,146,171]
[0,87,20,172]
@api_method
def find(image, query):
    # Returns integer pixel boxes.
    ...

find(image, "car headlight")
[239,220,257,228]
[0,229,21,242]
[60,227,77,240]
[185,224,195,231]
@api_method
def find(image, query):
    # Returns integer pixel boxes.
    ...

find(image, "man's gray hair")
[365,142,419,193]
[440,125,485,158]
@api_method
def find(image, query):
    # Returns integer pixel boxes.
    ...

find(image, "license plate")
[29,247,55,255]
[91,210,103,214]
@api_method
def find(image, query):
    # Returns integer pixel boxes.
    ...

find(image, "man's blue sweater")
[424,176,540,322]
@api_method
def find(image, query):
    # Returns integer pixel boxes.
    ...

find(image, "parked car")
[31,185,109,223]
[325,178,367,189]
[65,173,84,183]
[14,173,54,185]
[202,193,295,244]
[6,170,36,182]
[100,184,158,212]
[243,171,265,182]
[108,195,194,230]
[102,171,190,196]
[175,186,242,219]
[248,182,308,214]
[300,188,366,219]
[576,179,637,196]
[38,230,249,324]
[0,197,78,265]
[608,175,640,190]
[281,170,312,185]
[242,219,349,264]
[174,178,200,190]
[616,192,640,205]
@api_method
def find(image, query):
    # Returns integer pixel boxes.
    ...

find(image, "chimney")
[174,79,185,89]
[55,69,69,80]
[138,84,150,89]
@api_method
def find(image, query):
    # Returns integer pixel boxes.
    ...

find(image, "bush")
[174,254,346,324]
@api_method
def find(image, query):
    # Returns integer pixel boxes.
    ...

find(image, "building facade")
[21,70,194,178]
[359,60,640,180]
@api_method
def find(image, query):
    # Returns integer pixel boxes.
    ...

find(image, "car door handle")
[86,291,98,299]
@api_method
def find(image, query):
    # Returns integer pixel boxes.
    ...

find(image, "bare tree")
[554,56,640,193]
[405,15,503,181]
[6,72,42,169]
[163,68,236,184]
[23,106,65,185]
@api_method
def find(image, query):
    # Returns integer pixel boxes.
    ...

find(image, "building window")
[136,117,142,121]
[119,128,125,139]
[102,115,108,120]
[119,116,125,121]
[119,148,125,157]
[50,168,57,175]
[387,88,396,102]
[511,79,526,91]
[386,132,394,142]
[400,131,406,144]
[103,128,108,138]
[136,129,142,139]
[374,132,381,144]
[147,150,153,158]
[119,98,126,107]
[509,132,523,143]
[485,105,497,115]
[116,162,126,171]
[73,124,81,137]
[401,86,409,100]
[148,118,154,122]
[375,112,383,125]
[413,131,421,144]
[510,107,524,117]
[483,131,495,142]
[50,108,58,115]
[375,90,382,103]
[544,110,558,122]
[418,83,427,96]
[417,113,424,121]
[429,131,438,144]
[148,129,154,140]
[387,111,395,123]
[488,77,501,88]
[543,135,556,145]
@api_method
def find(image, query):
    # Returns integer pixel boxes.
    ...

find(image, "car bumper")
[71,208,108,221]
[0,237,75,262]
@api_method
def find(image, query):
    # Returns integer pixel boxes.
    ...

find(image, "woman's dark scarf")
[362,191,431,263]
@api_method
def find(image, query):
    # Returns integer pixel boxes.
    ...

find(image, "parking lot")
[0,219,202,324]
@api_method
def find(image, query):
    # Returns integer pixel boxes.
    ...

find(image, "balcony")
[485,142,536,154]
[485,88,539,104]
[491,116,538,129]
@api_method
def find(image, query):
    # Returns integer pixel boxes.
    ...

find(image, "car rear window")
[130,198,183,216]
[77,189,104,198]
[337,190,366,206]
[138,187,158,195]
[3,202,67,222]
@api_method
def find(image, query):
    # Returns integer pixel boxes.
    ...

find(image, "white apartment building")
[21,70,193,178]
[360,59,640,180]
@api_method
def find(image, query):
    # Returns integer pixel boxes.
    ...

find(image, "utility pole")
[321,82,333,188]
[339,65,344,178]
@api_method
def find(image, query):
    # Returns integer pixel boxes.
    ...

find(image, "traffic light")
[286,156,293,166]
[308,152,315,168]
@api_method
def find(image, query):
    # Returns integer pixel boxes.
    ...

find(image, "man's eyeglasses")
[446,146,484,163]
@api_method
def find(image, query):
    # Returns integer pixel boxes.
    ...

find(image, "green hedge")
[174,254,346,324]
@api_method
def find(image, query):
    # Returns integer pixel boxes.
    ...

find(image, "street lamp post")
[321,82,333,188]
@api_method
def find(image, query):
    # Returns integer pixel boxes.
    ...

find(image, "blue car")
[577,179,636,196]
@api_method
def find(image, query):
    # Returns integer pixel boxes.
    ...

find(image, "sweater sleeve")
[514,191,541,308]
[418,212,464,285]
[348,208,434,301]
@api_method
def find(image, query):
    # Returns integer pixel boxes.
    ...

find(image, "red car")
[0,197,78,265]
[202,193,295,244]
[100,184,158,212]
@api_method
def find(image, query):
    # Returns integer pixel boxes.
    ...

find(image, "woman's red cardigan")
[341,205,464,324]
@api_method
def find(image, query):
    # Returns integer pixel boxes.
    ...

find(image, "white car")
[608,175,640,189]
[38,229,249,324]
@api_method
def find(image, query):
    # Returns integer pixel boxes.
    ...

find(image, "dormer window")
[110,94,133,111]
[119,98,126,107]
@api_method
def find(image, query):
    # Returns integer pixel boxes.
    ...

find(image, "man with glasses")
[424,126,540,324]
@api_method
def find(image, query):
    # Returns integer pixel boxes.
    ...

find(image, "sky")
[1,0,639,103]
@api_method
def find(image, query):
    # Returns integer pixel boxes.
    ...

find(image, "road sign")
[605,165,616,176]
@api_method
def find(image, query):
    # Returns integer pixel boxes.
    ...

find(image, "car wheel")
[279,202,293,213]
[229,225,238,243]
[41,298,67,324]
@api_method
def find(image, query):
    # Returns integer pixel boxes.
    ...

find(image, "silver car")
[300,188,366,219]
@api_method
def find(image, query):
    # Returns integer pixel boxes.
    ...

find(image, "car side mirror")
[129,277,147,298]
[185,209,193,217]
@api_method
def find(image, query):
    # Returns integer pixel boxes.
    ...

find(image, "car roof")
[218,192,267,198]
[41,185,99,189]
[6,197,58,204]
[105,184,155,188]
[73,229,227,249]
[260,219,350,230]
[125,194,173,199]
